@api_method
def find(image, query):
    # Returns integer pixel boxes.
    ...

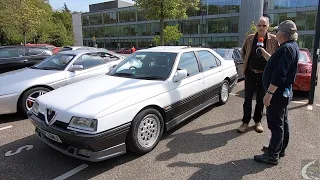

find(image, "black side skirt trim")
[166,95,219,131]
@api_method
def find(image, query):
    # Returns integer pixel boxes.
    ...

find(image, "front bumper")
[0,92,20,115]
[28,111,131,162]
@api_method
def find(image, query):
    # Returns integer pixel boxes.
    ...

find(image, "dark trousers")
[266,94,290,160]
[242,69,265,124]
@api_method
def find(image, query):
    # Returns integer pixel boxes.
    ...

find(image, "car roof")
[137,46,214,53]
[58,49,108,55]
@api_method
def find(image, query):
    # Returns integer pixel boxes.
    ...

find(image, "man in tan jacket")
[238,16,279,133]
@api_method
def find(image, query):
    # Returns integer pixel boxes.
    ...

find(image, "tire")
[18,87,51,116]
[218,80,230,105]
[126,108,164,154]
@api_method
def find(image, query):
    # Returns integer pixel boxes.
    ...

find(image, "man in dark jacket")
[253,20,299,165]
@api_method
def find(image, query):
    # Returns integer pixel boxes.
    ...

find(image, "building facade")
[74,0,318,51]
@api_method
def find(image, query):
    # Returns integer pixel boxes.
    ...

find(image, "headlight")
[31,102,39,115]
[68,117,97,132]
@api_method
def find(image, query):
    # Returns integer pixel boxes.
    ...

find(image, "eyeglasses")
[258,24,267,27]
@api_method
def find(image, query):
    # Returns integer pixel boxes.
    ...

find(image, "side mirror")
[173,69,188,82]
[69,65,84,72]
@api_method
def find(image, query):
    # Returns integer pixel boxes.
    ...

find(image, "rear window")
[26,48,44,56]
[299,52,309,63]
[61,47,73,51]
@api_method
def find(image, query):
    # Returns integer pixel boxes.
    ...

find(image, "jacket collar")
[249,32,271,41]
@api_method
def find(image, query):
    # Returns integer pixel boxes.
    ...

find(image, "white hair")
[258,16,270,25]
[281,31,299,41]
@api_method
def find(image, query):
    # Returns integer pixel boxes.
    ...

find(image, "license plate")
[41,129,62,143]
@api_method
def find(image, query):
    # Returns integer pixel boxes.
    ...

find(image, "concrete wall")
[239,0,264,46]
[72,13,83,46]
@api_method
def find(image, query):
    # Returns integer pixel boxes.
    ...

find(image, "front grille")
[37,113,45,121]
[54,121,68,129]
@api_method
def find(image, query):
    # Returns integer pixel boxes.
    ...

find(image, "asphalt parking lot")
[1,79,320,180]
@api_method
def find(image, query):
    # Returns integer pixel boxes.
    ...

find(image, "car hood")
[0,68,64,95]
[36,75,167,122]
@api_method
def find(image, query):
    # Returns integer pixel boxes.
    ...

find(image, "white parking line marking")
[316,104,320,107]
[0,126,12,131]
[291,101,307,104]
[229,93,239,96]
[53,164,88,180]
[307,105,313,111]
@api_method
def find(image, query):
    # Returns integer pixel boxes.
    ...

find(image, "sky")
[49,0,134,12]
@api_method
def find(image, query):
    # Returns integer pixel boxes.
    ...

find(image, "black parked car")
[213,48,244,79]
[0,46,52,74]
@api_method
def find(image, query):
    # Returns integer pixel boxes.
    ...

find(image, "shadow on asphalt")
[167,158,272,180]
[156,120,252,161]
[0,113,25,124]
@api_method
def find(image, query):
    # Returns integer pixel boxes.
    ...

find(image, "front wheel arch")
[17,85,54,115]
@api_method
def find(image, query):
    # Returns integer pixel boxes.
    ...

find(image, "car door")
[167,51,205,121]
[0,47,28,74]
[65,52,111,84]
[195,50,224,102]
[233,49,244,78]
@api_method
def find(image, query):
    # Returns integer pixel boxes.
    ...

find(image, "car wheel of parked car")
[126,108,164,154]
[219,80,229,105]
[19,87,51,116]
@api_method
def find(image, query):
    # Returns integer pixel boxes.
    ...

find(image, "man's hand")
[263,93,273,107]
[257,47,271,61]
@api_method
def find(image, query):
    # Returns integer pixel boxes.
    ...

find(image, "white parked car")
[28,46,238,162]
[0,49,125,116]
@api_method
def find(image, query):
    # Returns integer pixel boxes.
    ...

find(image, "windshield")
[108,52,177,80]
[299,51,309,63]
[32,54,75,70]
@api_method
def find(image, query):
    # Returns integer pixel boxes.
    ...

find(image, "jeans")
[242,69,265,124]
[266,94,290,160]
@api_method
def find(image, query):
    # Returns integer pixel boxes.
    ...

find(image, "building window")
[306,11,316,30]
[296,12,306,30]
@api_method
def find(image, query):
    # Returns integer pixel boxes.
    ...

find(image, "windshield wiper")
[135,76,164,80]
[40,67,61,70]
[111,72,135,77]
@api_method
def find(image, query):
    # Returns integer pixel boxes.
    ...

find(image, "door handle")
[21,59,28,63]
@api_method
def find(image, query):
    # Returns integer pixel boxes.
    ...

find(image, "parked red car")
[293,49,319,91]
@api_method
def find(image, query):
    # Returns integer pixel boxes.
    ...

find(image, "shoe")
[262,146,285,157]
[237,123,248,133]
[254,122,264,133]
[254,153,279,165]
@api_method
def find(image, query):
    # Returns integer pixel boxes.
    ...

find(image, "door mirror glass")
[69,65,84,72]
[173,69,188,82]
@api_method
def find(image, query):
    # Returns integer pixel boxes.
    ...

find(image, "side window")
[178,52,199,76]
[0,47,25,58]
[233,50,241,59]
[197,50,220,71]
[26,48,44,56]
[73,53,106,69]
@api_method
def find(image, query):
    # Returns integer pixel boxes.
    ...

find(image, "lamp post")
[308,0,320,106]
[200,9,205,47]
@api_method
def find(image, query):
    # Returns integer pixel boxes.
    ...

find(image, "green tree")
[246,21,257,37]
[14,0,46,45]
[153,24,183,45]
[133,0,199,45]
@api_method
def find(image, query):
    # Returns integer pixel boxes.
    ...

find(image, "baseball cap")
[273,20,297,33]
